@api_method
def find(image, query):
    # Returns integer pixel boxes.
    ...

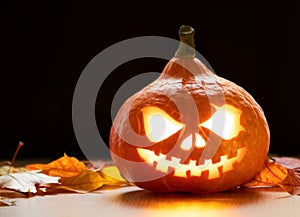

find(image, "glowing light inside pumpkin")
[181,134,193,150]
[181,133,206,150]
[137,147,247,179]
[195,133,206,148]
[138,104,247,178]
[141,107,184,142]
[142,104,244,146]
[200,104,244,140]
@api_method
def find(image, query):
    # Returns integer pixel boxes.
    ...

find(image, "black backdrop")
[1,1,299,160]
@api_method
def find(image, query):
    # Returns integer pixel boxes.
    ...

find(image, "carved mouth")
[137,147,247,179]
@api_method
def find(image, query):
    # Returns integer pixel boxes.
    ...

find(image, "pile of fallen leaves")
[0,144,132,206]
[0,153,131,194]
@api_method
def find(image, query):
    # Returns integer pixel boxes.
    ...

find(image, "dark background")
[1,1,299,161]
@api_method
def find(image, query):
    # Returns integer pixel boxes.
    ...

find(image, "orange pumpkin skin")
[109,27,270,193]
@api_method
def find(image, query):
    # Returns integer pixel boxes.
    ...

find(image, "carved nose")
[180,133,206,150]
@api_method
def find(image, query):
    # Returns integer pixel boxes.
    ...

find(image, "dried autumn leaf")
[26,153,87,177]
[0,188,27,198]
[0,171,60,193]
[100,166,129,185]
[279,169,300,195]
[58,170,107,192]
[243,158,300,195]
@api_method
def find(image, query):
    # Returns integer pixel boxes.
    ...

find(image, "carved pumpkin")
[109,25,270,193]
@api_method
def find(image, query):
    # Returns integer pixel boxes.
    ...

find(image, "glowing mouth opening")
[137,147,247,179]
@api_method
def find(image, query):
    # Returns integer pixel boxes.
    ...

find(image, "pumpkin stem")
[175,25,195,58]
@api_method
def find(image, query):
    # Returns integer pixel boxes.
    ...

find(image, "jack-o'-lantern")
[109,25,270,193]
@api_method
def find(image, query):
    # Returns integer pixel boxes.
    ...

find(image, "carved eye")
[200,104,245,140]
[141,107,184,142]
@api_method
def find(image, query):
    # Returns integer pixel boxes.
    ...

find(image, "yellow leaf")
[100,166,129,185]
[59,170,107,192]
[26,154,86,178]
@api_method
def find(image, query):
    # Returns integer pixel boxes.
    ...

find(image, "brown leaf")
[243,158,300,195]
[0,188,27,198]
[279,169,300,195]
[26,153,87,178]
[58,170,107,192]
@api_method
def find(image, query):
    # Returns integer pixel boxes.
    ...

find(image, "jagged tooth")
[221,155,234,173]
[189,160,197,167]
[198,159,212,170]
[220,155,228,161]
[188,160,202,176]
[170,156,181,168]
[222,163,234,173]
[156,155,169,173]
[219,155,230,173]
[204,159,212,165]
[174,164,189,177]
[208,165,220,180]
